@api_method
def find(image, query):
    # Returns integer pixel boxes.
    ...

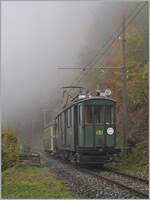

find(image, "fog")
[1,1,143,148]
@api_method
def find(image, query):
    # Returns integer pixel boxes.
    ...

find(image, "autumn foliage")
[85,22,148,146]
[2,129,21,171]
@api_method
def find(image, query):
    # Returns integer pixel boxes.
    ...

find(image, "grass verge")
[2,165,75,199]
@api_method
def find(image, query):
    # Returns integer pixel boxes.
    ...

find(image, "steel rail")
[103,167,149,184]
[46,155,149,198]
[79,168,149,199]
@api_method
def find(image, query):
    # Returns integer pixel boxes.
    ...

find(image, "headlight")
[107,127,114,135]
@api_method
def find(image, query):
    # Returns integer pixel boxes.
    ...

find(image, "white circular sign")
[107,127,114,135]
[105,89,111,96]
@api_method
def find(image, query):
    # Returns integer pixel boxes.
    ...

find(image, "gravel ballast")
[41,153,147,199]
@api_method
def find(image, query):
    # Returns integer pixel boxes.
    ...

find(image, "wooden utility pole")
[121,15,128,155]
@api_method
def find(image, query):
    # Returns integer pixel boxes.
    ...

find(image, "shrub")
[2,129,21,171]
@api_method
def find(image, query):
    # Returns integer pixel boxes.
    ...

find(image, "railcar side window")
[69,108,72,126]
[59,114,62,134]
[65,111,68,128]
[85,105,92,124]
[58,116,59,133]
[94,105,104,123]
[56,118,59,134]
[62,113,65,143]
[67,109,70,127]
[105,105,114,124]
[70,108,72,126]
[79,105,83,124]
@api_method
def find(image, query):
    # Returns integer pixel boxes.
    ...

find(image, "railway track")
[103,167,149,183]
[46,155,149,198]
[79,167,149,198]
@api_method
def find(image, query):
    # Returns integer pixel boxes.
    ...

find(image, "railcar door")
[78,104,84,147]
[94,105,105,147]
[84,104,94,147]
[78,103,94,147]
[104,104,116,147]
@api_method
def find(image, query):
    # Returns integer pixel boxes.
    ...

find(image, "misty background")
[1,1,144,149]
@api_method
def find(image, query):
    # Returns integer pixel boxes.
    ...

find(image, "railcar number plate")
[96,129,103,135]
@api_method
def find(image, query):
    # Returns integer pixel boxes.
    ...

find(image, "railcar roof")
[55,96,116,118]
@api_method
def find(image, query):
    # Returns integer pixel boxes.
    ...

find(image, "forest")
[84,13,148,175]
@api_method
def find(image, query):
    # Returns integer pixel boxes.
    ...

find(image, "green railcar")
[55,94,119,165]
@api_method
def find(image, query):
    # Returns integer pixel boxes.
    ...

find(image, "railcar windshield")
[94,105,104,124]
[83,103,115,124]
[105,105,114,124]
[94,104,114,124]
[84,105,92,124]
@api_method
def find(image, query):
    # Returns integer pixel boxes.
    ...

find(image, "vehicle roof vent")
[78,94,86,99]
[96,88,112,97]
[96,90,100,96]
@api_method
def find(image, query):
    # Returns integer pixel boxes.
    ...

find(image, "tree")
[84,22,148,145]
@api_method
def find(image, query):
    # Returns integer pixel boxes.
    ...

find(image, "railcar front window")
[94,105,104,124]
[85,105,92,124]
[105,105,114,124]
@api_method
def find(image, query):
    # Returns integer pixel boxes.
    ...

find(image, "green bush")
[110,141,148,176]
[2,129,21,171]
